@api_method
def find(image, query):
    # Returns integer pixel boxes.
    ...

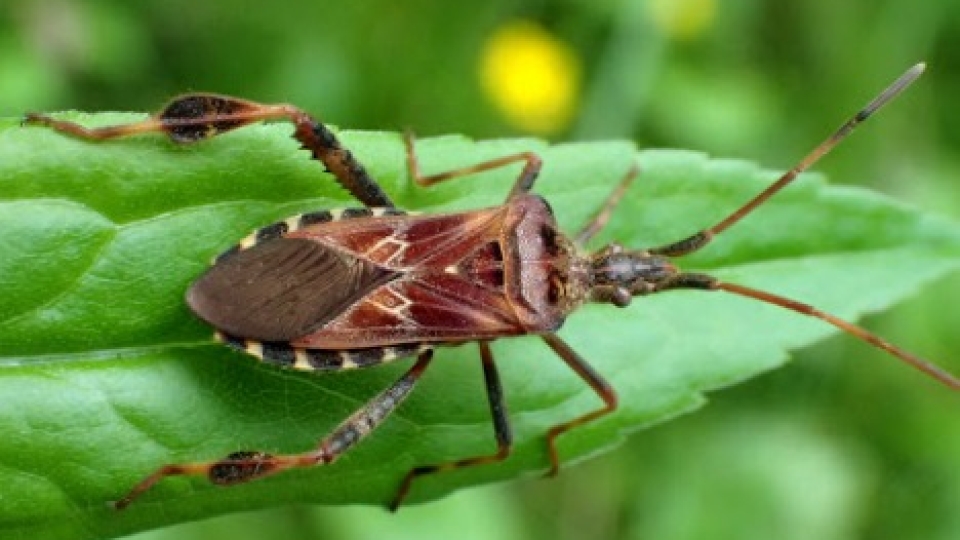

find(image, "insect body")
[23,63,959,511]
[190,193,575,351]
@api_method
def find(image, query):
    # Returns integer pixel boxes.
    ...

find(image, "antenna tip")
[894,62,927,90]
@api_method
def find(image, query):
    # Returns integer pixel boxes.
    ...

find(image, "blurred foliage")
[1,0,959,539]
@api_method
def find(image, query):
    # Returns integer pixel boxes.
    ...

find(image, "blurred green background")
[3,0,959,539]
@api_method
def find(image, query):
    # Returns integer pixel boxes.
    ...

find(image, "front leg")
[24,93,395,208]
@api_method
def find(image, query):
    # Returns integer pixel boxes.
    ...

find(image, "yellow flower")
[647,0,716,41]
[480,21,581,135]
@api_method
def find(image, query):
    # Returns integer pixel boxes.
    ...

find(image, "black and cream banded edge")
[215,331,434,372]
[213,206,410,264]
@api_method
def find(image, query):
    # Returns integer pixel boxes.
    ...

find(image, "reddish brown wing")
[289,207,506,270]
[187,236,396,342]
[289,207,525,348]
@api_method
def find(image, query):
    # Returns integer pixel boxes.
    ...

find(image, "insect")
[24,62,958,511]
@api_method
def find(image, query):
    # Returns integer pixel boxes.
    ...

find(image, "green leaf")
[1,113,958,540]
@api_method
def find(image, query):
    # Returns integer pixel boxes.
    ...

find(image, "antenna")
[658,63,958,390]
[710,62,925,237]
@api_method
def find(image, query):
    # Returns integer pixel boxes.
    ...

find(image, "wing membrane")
[187,238,394,341]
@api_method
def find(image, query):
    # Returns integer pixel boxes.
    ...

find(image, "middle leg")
[388,341,513,510]
[403,132,543,199]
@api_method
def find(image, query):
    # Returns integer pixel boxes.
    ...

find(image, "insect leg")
[388,341,513,511]
[113,350,434,510]
[23,94,394,207]
[539,333,618,476]
[403,132,542,199]
[574,162,639,245]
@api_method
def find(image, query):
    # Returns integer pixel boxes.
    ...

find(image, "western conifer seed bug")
[23,62,958,511]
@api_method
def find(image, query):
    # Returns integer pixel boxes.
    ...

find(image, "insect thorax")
[501,194,592,332]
